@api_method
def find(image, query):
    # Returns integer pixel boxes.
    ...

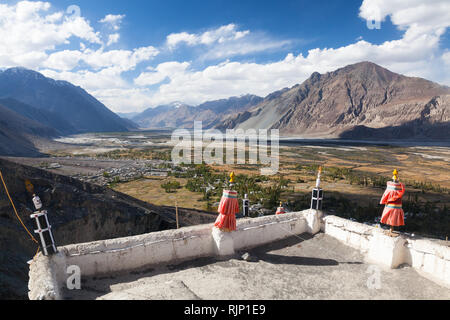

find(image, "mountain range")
[0,67,135,156]
[130,61,449,140]
[215,62,450,139]
[0,62,449,157]
[132,95,263,129]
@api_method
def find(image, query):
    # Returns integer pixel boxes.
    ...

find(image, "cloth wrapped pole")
[276,205,286,215]
[380,181,405,227]
[215,190,239,232]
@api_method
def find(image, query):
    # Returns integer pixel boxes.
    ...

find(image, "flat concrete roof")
[63,233,450,300]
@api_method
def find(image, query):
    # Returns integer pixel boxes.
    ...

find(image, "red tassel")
[380,182,405,204]
[215,190,239,232]
[381,207,405,227]
[380,182,406,227]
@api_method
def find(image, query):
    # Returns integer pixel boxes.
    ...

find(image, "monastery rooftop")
[62,233,450,300]
[29,211,450,300]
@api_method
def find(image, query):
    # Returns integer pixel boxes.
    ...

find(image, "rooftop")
[62,233,450,300]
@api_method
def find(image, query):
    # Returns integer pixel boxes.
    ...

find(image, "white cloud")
[166,23,291,61]
[134,61,191,86]
[167,24,251,49]
[41,46,159,74]
[90,87,156,112]
[359,0,450,33]
[0,1,159,110]
[41,67,128,91]
[167,32,198,48]
[42,50,83,71]
[0,0,449,115]
[203,38,291,61]
[107,33,120,46]
[80,47,159,71]
[99,14,125,31]
[131,0,450,109]
[0,1,101,68]
[442,51,450,66]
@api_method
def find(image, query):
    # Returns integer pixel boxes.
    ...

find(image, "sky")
[0,0,449,113]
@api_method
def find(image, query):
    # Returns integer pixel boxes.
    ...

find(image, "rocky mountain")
[216,62,450,140]
[0,98,76,135]
[0,102,59,156]
[133,95,263,129]
[0,67,135,133]
[0,158,216,299]
[117,112,140,119]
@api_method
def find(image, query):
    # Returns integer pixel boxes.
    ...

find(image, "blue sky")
[0,0,449,112]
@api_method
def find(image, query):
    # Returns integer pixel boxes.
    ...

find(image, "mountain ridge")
[215,61,450,139]
[0,67,138,156]
[0,67,135,134]
[0,102,58,156]
[132,94,263,129]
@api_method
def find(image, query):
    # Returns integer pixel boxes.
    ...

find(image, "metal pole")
[176,202,179,229]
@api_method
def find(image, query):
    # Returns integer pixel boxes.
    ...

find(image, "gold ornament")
[393,169,399,181]
[229,172,235,184]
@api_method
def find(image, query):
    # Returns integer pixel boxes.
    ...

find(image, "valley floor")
[4,132,449,238]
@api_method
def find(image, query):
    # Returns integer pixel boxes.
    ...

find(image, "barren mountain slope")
[133,95,263,129]
[217,62,450,139]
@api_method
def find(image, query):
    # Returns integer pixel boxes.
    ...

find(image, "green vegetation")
[174,164,281,208]
[287,192,449,240]
[107,176,122,188]
[294,164,449,193]
[39,161,49,168]
[97,148,172,161]
[161,180,182,193]
[177,162,449,238]
[89,138,448,239]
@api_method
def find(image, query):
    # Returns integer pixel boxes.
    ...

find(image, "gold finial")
[229,172,235,184]
[318,166,323,174]
[393,169,399,181]
[280,201,283,207]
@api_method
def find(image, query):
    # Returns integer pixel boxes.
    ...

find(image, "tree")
[161,180,182,193]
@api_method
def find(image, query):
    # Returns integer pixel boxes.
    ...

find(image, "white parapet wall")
[29,211,449,300]
[29,210,314,300]
[322,215,450,288]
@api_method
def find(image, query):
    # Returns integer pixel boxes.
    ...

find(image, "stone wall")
[29,211,449,300]
[29,210,316,300]
[322,215,450,287]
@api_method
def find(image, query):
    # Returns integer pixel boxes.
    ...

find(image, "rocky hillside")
[133,95,263,129]
[0,103,59,156]
[0,158,216,300]
[216,62,450,139]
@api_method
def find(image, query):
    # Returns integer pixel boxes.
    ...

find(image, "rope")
[0,170,40,247]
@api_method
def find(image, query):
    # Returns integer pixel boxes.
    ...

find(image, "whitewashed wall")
[29,212,449,300]
[323,215,450,288]
[29,210,312,300]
